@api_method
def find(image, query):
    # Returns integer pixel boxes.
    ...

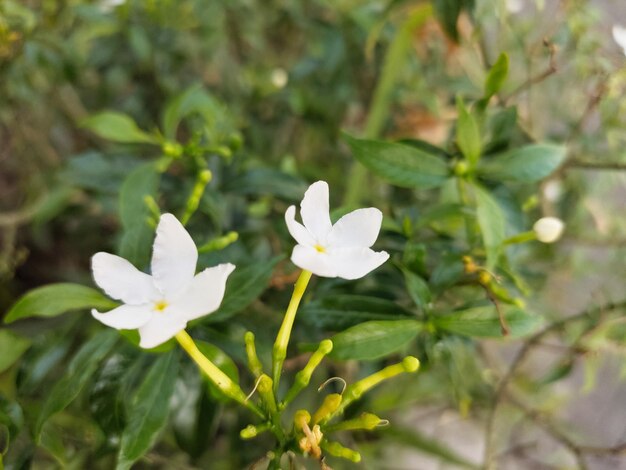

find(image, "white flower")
[533,217,565,243]
[613,25,626,56]
[285,181,389,279]
[91,213,234,348]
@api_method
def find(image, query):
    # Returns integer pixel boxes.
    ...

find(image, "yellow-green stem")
[175,330,264,418]
[181,169,212,225]
[244,331,264,378]
[272,270,313,394]
[281,339,333,408]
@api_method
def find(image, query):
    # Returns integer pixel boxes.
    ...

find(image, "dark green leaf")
[478,144,567,182]
[0,330,31,373]
[300,295,413,330]
[224,168,308,201]
[456,97,481,166]
[4,283,118,324]
[382,426,478,469]
[162,85,230,140]
[0,424,8,456]
[402,270,431,310]
[473,184,505,269]
[35,331,118,440]
[433,306,542,338]
[433,0,475,42]
[344,134,450,189]
[329,320,422,361]
[203,256,282,323]
[81,111,157,144]
[487,106,518,150]
[117,352,179,470]
[118,163,160,267]
[484,52,509,98]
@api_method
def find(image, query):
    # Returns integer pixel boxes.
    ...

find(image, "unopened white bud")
[533,217,565,243]
[543,180,563,202]
[613,25,626,56]
[271,68,288,88]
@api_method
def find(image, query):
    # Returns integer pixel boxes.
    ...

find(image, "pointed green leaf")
[117,352,179,470]
[478,144,567,182]
[4,283,118,324]
[473,185,505,269]
[434,306,542,338]
[456,97,481,167]
[35,331,118,440]
[0,330,31,373]
[344,134,450,189]
[484,52,509,99]
[300,295,413,330]
[402,270,432,310]
[329,320,422,361]
[82,112,158,144]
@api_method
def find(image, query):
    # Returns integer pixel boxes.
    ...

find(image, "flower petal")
[328,247,389,280]
[285,205,315,246]
[91,252,159,305]
[300,181,332,239]
[151,213,198,297]
[138,315,187,349]
[91,304,154,330]
[328,208,383,248]
[291,245,337,277]
[170,263,236,321]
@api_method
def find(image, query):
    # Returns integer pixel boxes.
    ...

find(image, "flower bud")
[533,217,565,243]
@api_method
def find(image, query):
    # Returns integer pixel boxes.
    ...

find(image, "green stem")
[281,339,333,408]
[175,330,264,418]
[272,270,313,394]
[503,230,537,245]
[344,4,433,206]
[180,169,212,225]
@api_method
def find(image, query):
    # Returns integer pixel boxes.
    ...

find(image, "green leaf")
[35,331,118,440]
[473,185,505,269]
[329,320,422,361]
[0,330,31,373]
[478,144,567,182]
[224,168,308,201]
[433,306,542,338]
[203,257,282,323]
[433,0,475,42]
[344,134,450,189]
[117,352,179,470]
[4,283,118,324]
[0,424,8,456]
[162,86,226,140]
[118,163,160,267]
[402,270,432,310]
[456,97,481,167]
[484,52,509,99]
[194,341,239,401]
[300,295,413,330]
[382,426,478,469]
[81,112,158,144]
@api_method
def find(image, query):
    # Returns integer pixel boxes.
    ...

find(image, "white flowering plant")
[2,1,626,469]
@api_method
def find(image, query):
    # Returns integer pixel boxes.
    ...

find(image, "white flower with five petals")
[91,213,234,348]
[285,181,389,279]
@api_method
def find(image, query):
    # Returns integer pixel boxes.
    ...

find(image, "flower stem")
[272,270,313,394]
[175,330,264,418]
[180,169,212,225]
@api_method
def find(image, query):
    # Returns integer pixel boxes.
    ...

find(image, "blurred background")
[1,0,626,468]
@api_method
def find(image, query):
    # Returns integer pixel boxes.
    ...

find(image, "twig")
[565,160,626,171]
[483,299,626,469]
[504,38,558,103]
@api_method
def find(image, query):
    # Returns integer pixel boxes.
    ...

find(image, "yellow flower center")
[154,300,169,312]
[313,244,326,253]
